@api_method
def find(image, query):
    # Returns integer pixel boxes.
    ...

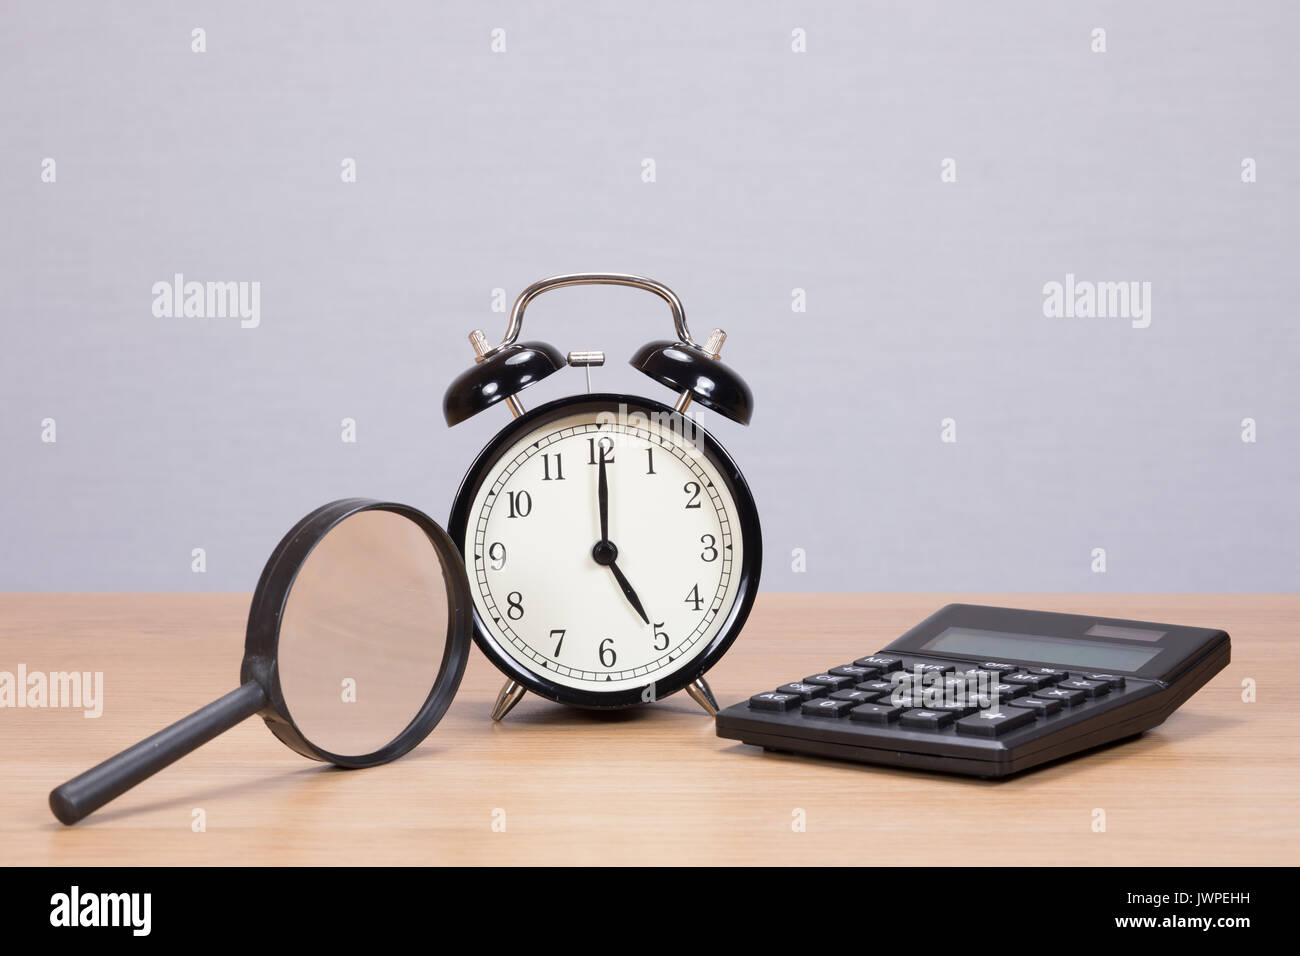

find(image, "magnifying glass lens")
[276,509,450,759]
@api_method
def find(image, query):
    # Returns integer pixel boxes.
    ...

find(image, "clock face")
[449,395,760,707]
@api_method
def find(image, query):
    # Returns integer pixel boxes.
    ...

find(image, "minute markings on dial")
[470,420,735,684]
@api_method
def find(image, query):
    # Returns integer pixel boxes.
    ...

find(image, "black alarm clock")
[444,274,762,719]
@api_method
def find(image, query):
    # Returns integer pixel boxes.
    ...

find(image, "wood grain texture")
[2,593,1294,866]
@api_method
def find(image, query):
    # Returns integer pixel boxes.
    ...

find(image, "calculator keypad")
[748,654,1143,743]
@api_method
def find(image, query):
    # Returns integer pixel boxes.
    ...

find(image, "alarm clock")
[444,274,762,719]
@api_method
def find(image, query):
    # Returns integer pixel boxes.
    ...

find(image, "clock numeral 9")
[653,622,669,651]
[506,591,524,620]
[488,542,507,570]
[599,637,617,667]
[700,534,718,562]
[587,437,614,465]
[506,490,532,518]
[683,481,702,509]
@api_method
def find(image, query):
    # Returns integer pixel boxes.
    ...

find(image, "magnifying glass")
[50,498,471,825]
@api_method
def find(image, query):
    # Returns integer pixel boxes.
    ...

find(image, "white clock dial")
[464,407,745,692]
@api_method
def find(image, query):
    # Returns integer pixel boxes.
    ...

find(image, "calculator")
[715,604,1230,777]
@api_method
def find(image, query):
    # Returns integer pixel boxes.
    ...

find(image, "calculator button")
[829,665,879,682]
[978,662,1023,676]
[854,655,903,673]
[1025,667,1069,682]
[926,700,978,716]
[1006,695,1064,716]
[1001,672,1058,690]
[805,673,856,690]
[989,682,1031,699]
[802,697,857,718]
[777,682,829,700]
[829,689,877,703]
[1057,678,1110,699]
[855,680,898,697]
[749,692,802,712]
[1034,686,1086,706]
[902,661,956,676]
[1080,673,1127,689]
[899,709,957,729]
[954,708,1037,737]
[961,669,1004,689]
[849,702,903,724]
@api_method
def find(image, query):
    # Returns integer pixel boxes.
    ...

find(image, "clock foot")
[491,679,527,721]
[684,677,719,717]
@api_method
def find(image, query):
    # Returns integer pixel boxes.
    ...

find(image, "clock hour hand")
[608,559,650,626]
[592,539,650,625]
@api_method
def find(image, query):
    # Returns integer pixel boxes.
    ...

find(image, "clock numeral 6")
[506,591,525,620]
[599,637,617,667]
[506,490,532,518]
[653,622,669,651]
[700,534,718,562]
[683,481,702,508]
[488,541,507,570]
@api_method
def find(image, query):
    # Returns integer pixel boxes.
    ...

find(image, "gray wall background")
[1,1,1297,593]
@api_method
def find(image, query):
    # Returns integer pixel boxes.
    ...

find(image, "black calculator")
[715,604,1230,777]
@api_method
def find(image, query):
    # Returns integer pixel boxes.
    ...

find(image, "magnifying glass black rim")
[239,497,472,769]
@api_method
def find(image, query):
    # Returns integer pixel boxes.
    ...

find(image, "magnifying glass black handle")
[49,681,267,826]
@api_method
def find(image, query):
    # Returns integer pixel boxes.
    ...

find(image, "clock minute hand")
[598,453,609,542]
[607,559,651,626]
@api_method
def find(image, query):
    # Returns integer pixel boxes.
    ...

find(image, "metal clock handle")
[471,273,697,360]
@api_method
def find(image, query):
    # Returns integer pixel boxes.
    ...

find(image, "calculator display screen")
[923,627,1161,671]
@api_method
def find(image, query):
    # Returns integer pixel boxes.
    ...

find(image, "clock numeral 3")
[599,637,617,667]
[506,591,525,620]
[507,490,532,518]
[700,534,718,562]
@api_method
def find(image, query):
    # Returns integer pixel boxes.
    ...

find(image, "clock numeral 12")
[587,437,614,465]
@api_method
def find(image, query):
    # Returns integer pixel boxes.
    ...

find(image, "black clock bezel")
[447,393,762,710]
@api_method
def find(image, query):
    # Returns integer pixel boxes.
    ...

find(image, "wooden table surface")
[3,594,1295,866]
